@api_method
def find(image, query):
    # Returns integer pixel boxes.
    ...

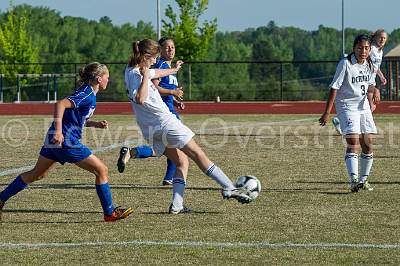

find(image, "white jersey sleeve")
[329,59,347,90]
[124,67,155,102]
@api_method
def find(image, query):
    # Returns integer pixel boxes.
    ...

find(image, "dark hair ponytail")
[128,39,159,67]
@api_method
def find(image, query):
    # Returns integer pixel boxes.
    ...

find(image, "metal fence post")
[16,74,21,103]
[0,74,3,103]
[53,74,58,102]
[188,63,192,100]
[280,62,283,101]
[47,74,51,102]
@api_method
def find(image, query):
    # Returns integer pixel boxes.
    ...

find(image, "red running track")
[1,101,400,115]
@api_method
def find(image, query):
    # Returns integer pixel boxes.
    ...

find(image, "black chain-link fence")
[0,60,398,103]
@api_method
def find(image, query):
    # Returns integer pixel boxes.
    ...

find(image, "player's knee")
[98,164,108,177]
[175,156,189,171]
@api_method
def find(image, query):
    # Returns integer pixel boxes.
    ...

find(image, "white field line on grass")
[0,117,316,177]
[0,240,399,250]
[0,140,139,177]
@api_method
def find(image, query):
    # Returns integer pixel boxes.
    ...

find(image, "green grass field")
[1,114,400,264]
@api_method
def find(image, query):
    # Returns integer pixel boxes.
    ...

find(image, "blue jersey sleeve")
[67,87,94,108]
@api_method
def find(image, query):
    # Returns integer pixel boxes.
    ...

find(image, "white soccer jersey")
[370,44,383,71]
[124,66,177,137]
[329,54,374,114]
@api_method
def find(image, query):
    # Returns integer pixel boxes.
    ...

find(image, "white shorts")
[143,119,195,157]
[337,111,377,135]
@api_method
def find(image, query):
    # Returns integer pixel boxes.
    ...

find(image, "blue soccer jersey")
[46,84,96,148]
[154,57,178,112]
[40,84,96,164]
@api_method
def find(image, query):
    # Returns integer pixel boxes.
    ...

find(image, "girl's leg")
[181,139,251,203]
[0,155,55,203]
[0,155,55,220]
[163,147,189,213]
[181,139,235,190]
[163,159,176,185]
[75,155,132,221]
[344,134,361,192]
[359,134,374,190]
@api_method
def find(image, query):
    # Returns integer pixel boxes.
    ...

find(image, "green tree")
[0,5,41,82]
[162,0,217,99]
[162,0,217,61]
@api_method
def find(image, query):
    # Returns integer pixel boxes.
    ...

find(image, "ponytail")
[128,39,159,67]
[78,62,108,85]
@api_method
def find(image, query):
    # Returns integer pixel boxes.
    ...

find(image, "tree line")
[0,3,399,102]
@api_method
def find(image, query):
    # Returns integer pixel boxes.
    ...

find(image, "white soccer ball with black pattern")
[235,175,261,201]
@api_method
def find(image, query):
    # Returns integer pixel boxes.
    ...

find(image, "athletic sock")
[171,177,185,210]
[360,153,374,183]
[95,183,114,216]
[204,163,235,190]
[164,159,176,181]
[0,175,28,202]
[134,146,153,158]
[345,153,359,182]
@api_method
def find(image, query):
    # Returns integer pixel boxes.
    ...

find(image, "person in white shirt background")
[320,34,377,192]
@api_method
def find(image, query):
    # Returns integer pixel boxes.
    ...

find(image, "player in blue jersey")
[0,62,133,222]
[117,37,185,186]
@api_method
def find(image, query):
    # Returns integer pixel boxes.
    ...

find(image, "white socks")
[171,177,185,210]
[360,153,374,183]
[205,163,235,190]
[345,152,374,183]
[345,153,359,182]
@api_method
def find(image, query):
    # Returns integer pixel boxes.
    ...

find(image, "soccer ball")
[235,175,261,201]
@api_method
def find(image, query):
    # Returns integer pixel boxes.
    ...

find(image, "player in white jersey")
[331,29,387,135]
[121,39,252,214]
[370,29,388,88]
[319,34,377,192]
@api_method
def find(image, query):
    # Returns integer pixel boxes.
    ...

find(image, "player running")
[319,34,377,192]
[0,62,133,222]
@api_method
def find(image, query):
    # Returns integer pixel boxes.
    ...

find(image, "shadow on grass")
[318,191,353,195]
[374,155,400,159]
[2,209,102,214]
[143,210,220,215]
[297,180,400,185]
[0,184,221,191]
[1,209,105,224]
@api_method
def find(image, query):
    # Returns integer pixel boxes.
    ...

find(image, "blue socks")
[164,159,177,181]
[134,146,153,158]
[0,175,28,202]
[95,183,114,216]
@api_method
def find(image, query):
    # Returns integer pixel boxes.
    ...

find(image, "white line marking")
[0,240,399,250]
[0,140,138,177]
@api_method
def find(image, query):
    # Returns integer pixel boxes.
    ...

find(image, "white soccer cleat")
[221,188,252,204]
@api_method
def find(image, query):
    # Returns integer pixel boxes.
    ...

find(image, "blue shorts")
[40,143,92,165]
